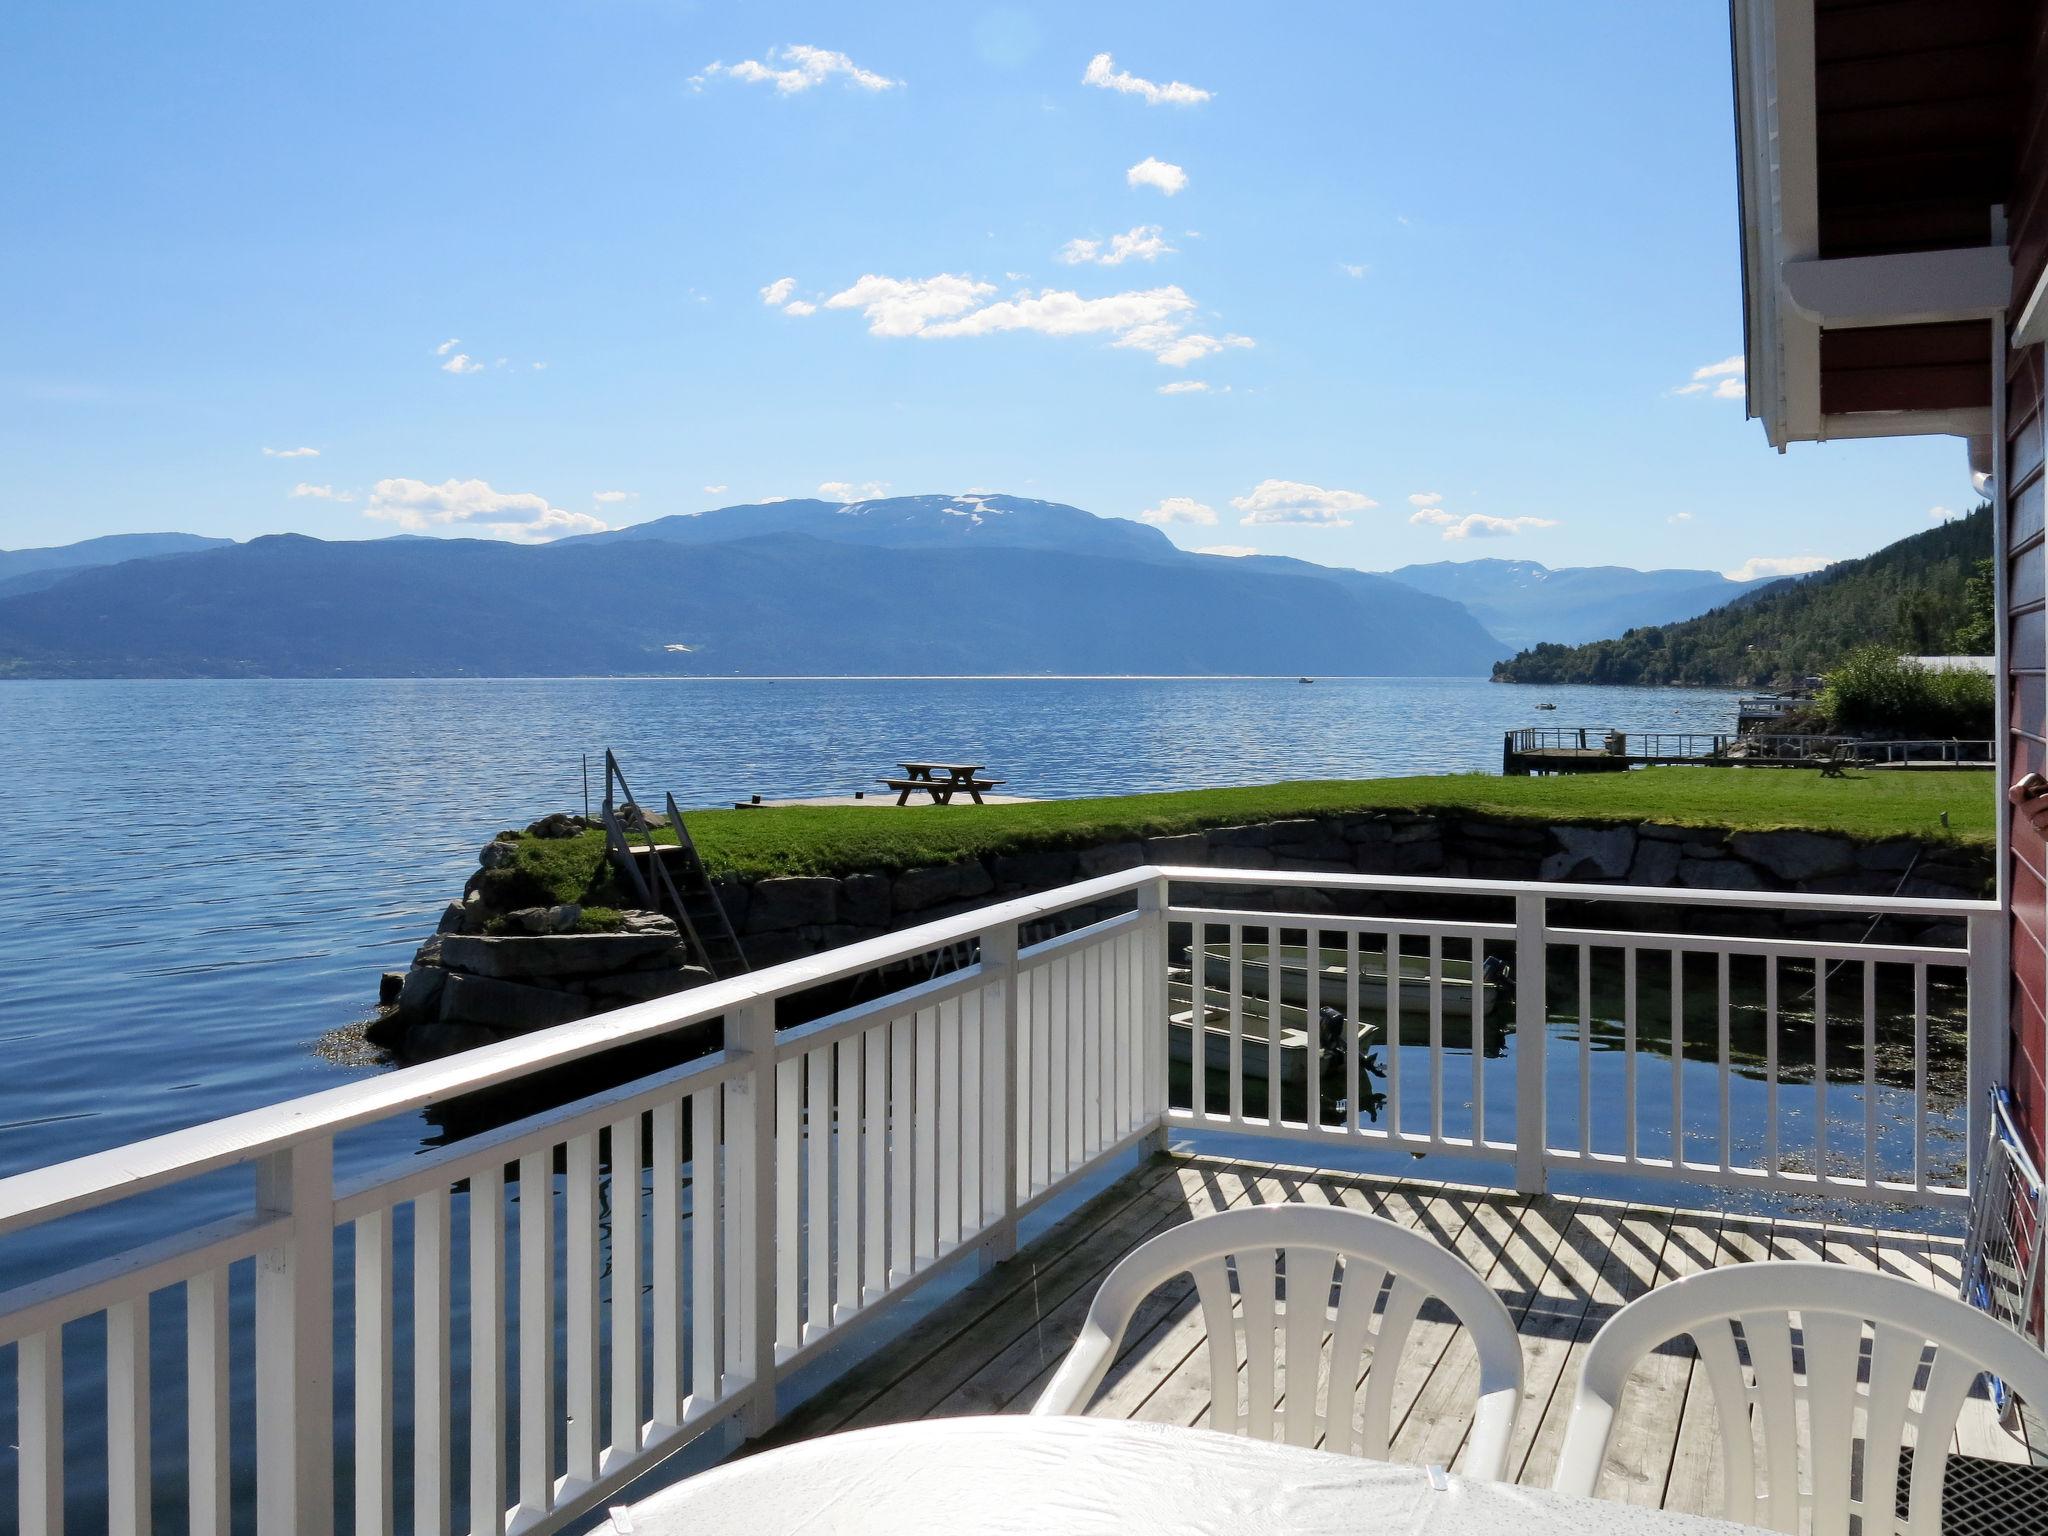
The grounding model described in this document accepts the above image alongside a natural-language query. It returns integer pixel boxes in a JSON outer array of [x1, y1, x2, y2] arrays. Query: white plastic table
[[617, 1416, 1748, 1536]]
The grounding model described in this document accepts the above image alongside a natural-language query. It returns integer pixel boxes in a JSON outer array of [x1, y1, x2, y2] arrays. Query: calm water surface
[[0, 676, 1747, 1181]]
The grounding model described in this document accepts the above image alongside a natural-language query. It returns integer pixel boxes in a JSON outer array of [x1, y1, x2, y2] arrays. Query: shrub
[[1817, 646, 1993, 738]]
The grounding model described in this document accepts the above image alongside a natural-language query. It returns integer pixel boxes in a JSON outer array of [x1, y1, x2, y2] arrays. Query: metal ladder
[[600, 750, 749, 979]]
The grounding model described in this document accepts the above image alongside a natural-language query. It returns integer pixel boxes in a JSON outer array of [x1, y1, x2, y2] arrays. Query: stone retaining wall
[[371, 812, 1991, 1061]]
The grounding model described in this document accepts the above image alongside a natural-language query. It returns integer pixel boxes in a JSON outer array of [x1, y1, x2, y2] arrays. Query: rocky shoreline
[[368, 810, 1992, 1061]]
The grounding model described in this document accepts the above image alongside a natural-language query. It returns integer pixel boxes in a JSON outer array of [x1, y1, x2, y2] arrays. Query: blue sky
[[0, 1, 1977, 578]]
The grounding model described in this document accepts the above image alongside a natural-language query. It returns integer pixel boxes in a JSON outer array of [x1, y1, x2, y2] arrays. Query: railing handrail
[[0, 866, 1160, 1237], [0, 861, 1995, 1236], [1152, 865, 1996, 919]]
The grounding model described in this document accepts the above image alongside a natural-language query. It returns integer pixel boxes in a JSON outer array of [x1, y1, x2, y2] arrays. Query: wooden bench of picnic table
[[877, 776, 1006, 805]]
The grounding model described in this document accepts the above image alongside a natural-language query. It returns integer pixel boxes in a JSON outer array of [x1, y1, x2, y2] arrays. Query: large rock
[[746, 876, 839, 933], [618, 911, 681, 937], [397, 963, 446, 1020], [1729, 831, 1856, 882], [894, 862, 997, 911], [1676, 856, 1767, 891], [439, 932, 686, 979], [1540, 825, 1636, 882], [989, 849, 1082, 889], [581, 966, 712, 1005], [1076, 842, 1143, 877], [1141, 833, 1208, 864], [1626, 837, 1683, 887], [839, 872, 893, 927], [406, 1021, 499, 1059], [438, 973, 590, 1032]]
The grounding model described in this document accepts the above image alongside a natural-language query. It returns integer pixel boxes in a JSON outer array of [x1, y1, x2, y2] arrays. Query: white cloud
[[289, 482, 355, 502], [594, 490, 636, 504], [434, 338, 460, 357], [760, 277, 798, 306], [1725, 554, 1833, 581], [1439, 514, 1557, 541], [362, 477, 607, 543], [264, 445, 319, 458], [824, 273, 997, 336], [1058, 225, 1174, 266], [1157, 380, 1209, 395], [1137, 496, 1217, 526], [816, 272, 1248, 368], [1232, 479, 1376, 527], [1929, 505, 1956, 520], [1668, 511, 1693, 525], [440, 352, 484, 376], [1127, 157, 1188, 195], [1196, 544, 1259, 557], [1672, 355, 1745, 400], [703, 484, 728, 494], [1340, 263, 1368, 279], [782, 299, 817, 316], [819, 479, 890, 502], [1082, 52, 1211, 107], [1407, 491, 1443, 509], [704, 45, 899, 94]]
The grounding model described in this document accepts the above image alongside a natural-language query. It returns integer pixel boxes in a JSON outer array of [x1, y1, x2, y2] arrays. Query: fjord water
[[0, 675, 1748, 1182]]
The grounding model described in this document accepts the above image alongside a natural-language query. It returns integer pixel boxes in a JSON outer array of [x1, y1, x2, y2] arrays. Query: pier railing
[[0, 867, 1999, 1533]]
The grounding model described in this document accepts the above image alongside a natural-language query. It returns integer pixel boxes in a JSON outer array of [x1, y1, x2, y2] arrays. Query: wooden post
[[1513, 895, 1548, 1194], [727, 999, 780, 1438], [980, 921, 1021, 1268], [254, 1138, 335, 1536], [1138, 876, 1172, 1151]]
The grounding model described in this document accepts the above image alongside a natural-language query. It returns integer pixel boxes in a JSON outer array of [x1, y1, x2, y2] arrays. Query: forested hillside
[[1491, 506, 1991, 687]]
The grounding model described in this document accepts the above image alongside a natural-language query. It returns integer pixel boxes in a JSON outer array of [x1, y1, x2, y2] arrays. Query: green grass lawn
[[492, 768, 1993, 904]]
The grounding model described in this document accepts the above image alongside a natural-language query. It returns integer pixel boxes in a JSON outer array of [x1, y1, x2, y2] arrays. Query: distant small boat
[[1298, 677, 1315, 684], [1535, 702, 1558, 710]]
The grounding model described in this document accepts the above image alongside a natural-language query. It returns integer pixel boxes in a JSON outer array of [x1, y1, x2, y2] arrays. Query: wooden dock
[[1503, 727, 1994, 777], [758, 1151, 2033, 1515]]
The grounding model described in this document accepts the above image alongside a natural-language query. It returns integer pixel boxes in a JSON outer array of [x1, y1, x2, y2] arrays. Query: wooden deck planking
[[752, 1153, 2031, 1505]]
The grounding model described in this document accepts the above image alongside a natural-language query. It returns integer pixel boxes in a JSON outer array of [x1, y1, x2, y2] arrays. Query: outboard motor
[[1481, 951, 1514, 994], [1317, 1004, 1348, 1064]]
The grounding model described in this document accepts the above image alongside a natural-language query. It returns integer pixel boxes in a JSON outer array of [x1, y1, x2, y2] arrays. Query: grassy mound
[[485, 769, 1993, 901]]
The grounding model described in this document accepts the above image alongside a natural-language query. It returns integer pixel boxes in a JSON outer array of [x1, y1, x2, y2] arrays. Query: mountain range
[[0, 495, 1799, 678], [1383, 558, 1777, 650]]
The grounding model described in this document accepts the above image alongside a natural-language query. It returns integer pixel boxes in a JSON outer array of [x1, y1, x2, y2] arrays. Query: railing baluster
[[188, 1269, 230, 1536], [1344, 929, 1361, 1139], [650, 1101, 681, 1429], [863, 1022, 889, 1297], [354, 1208, 393, 1536], [1307, 925, 1323, 1129], [1428, 933, 1445, 1144], [607, 1113, 642, 1470], [21, 1327, 63, 1536], [515, 1148, 555, 1522], [939, 1002, 963, 1249], [1513, 895, 1546, 1191], [728, 999, 777, 1437], [469, 1162, 506, 1536], [413, 1193, 451, 1536], [1227, 923, 1244, 1124], [836, 1035, 863, 1318], [1577, 945, 1592, 1157], [1765, 957, 1780, 1178], [1048, 958, 1070, 1179], [915, 1006, 939, 1262], [108, 1295, 150, 1536], [565, 1133, 601, 1486], [890, 1014, 914, 1279], [1385, 929, 1403, 1139], [1623, 948, 1638, 1167], [1815, 963, 1829, 1179], [1914, 964, 1930, 1193], [1863, 961, 1878, 1188], [805, 1045, 832, 1330], [774, 1055, 801, 1348], [1670, 950, 1684, 1169], [1717, 953, 1732, 1175], [1265, 928, 1282, 1111], [688, 1087, 721, 1412], [1469, 937, 1485, 1143]]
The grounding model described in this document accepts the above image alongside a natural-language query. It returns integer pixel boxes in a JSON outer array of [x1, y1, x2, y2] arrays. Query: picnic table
[[878, 761, 1006, 805]]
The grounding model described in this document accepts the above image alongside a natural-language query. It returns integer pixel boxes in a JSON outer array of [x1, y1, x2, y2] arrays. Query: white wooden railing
[[0, 866, 1999, 1533]]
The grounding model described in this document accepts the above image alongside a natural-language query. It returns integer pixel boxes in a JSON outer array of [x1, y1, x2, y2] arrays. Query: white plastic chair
[[1554, 1260, 2048, 1535], [1031, 1203, 1524, 1479]]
